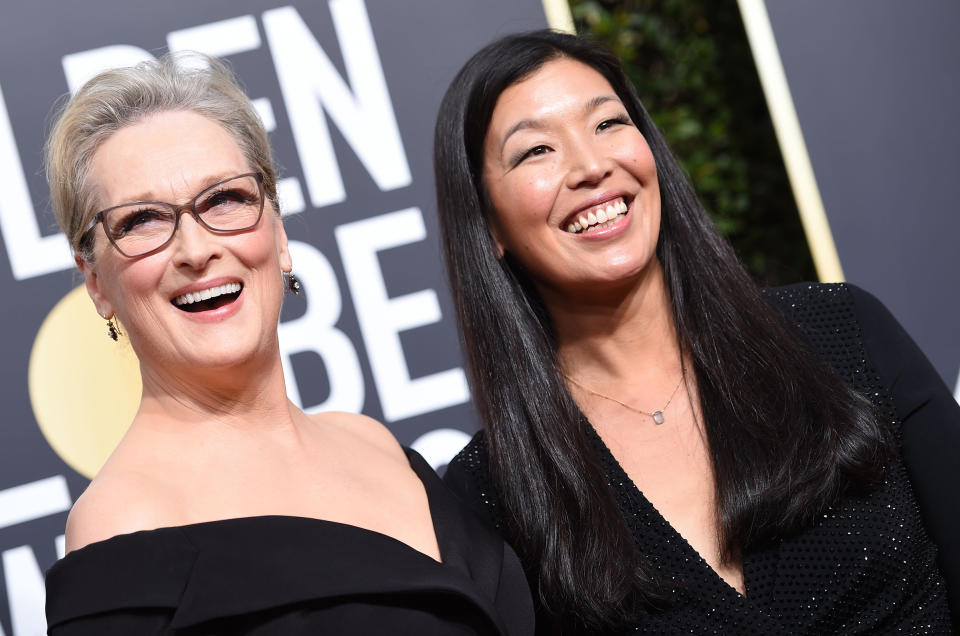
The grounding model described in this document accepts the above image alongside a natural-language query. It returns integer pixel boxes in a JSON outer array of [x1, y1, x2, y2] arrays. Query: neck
[[135, 344, 300, 433], [547, 260, 683, 385]]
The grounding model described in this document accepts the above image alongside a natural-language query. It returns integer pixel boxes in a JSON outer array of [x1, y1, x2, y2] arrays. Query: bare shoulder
[[311, 411, 407, 465], [65, 469, 175, 554]]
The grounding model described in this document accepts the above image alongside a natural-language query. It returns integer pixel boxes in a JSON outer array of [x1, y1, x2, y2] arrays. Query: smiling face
[[482, 57, 661, 300], [80, 109, 291, 377]]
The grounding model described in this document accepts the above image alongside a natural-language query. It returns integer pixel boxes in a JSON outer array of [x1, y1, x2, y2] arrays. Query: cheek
[[236, 227, 282, 267], [616, 143, 656, 182], [116, 258, 164, 296], [246, 231, 288, 303], [495, 172, 559, 224], [634, 142, 658, 182], [108, 263, 167, 330]]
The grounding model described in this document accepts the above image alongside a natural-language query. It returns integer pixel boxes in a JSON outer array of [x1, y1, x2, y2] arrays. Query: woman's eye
[[513, 145, 551, 166], [597, 115, 631, 132], [205, 189, 248, 208], [114, 209, 166, 236], [125, 210, 162, 229]]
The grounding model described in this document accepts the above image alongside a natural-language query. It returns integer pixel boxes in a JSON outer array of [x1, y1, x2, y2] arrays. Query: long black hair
[[434, 30, 889, 632]]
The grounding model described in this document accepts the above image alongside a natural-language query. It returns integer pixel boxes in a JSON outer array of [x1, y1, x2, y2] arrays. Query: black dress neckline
[[46, 448, 532, 635], [584, 423, 750, 592], [54, 446, 448, 565], [582, 422, 794, 631]]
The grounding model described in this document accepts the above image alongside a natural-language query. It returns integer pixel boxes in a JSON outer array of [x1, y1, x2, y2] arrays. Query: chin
[[593, 256, 654, 282], [167, 329, 271, 372]]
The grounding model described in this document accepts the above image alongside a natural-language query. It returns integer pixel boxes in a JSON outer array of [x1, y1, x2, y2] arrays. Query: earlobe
[[274, 219, 292, 273], [488, 224, 505, 260], [75, 254, 114, 319]]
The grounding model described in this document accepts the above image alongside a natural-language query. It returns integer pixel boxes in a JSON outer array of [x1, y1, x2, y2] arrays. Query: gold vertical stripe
[[542, 0, 576, 33], [736, 0, 844, 282]]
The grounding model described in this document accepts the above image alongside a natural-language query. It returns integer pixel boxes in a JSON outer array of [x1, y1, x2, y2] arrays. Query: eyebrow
[[498, 94, 621, 157], [103, 172, 244, 208], [498, 119, 544, 157]]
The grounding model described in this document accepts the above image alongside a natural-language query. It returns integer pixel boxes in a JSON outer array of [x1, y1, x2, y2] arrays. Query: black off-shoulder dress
[[46, 449, 535, 635], [445, 283, 959, 634]]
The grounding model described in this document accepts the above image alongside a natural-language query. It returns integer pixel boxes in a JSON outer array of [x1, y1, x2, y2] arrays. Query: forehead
[[90, 110, 247, 206], [489, 58, 618, 128]]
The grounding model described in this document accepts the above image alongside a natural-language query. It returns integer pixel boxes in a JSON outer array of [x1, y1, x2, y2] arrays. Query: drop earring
[[106, 318, 119, 341], [286, 272, 302, 296]]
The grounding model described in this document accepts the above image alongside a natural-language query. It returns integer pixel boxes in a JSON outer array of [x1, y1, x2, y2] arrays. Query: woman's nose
[[564, 140, 613, 189], [171, 212, 220, 269]]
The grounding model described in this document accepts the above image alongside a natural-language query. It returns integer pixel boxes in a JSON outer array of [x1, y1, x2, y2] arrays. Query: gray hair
[[45, 52, 278, 263]]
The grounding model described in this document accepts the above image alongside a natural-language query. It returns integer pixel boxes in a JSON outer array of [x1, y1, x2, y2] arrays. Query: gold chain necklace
[[563, 366, 685, 424]]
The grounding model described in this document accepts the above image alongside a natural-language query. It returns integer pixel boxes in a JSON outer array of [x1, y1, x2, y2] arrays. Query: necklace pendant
[[652, 410, 665, 424]]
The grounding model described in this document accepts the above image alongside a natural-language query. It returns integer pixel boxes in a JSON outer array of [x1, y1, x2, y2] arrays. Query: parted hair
[[434, 30, 889, 632], [45, 52, 278, 262]]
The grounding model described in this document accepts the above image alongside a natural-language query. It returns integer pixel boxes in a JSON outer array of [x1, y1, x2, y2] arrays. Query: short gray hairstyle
[[45, 52, 279, 263]]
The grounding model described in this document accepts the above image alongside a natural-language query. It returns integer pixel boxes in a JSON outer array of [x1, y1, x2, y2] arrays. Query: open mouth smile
[[173, 282, 243, 313], [564, 197, 629, 234]]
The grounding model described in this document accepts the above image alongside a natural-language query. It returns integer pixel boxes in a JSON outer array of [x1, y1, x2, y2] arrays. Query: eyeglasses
[[85, 172, 266, 258]]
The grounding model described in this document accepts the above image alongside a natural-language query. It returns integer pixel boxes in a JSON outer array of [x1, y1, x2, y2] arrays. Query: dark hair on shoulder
[[434, 29, 889, 632]]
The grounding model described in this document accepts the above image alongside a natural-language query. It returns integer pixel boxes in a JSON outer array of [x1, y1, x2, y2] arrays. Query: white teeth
[[565, 198, 630, 233], [174, 282, 242, 306]]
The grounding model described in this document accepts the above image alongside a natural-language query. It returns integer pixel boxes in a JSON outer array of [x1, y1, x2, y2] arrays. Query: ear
[[75, 254, 114, 319], [487, 220, 505, 260], [273, 217, 292, 273], [478, 177, 505, 259]]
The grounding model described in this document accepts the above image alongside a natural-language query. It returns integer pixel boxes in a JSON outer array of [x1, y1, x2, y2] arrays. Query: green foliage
[[570, 0, 816, 284]]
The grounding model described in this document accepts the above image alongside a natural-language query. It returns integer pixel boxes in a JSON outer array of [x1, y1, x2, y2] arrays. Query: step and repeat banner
[[0, 1, 552, 632], [2, 0, 956, 632], [739, 0, 960, 395]]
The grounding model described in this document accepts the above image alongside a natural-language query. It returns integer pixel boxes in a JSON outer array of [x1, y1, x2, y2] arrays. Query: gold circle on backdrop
[[29, 285, 142, 479]]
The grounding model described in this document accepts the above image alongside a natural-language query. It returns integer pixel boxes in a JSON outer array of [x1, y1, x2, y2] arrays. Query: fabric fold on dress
[[46, 448, 534, 635]]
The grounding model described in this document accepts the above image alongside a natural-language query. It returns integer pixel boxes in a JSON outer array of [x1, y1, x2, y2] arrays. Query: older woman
[[43, 54, 532, 635], [435, 30, 958, 633]]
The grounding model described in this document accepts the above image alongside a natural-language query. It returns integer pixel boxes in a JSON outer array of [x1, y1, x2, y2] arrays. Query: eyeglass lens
[[103, 174, 263, 256]]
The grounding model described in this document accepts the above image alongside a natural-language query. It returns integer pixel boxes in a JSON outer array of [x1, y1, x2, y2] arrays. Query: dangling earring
[[106, 318, 119, 341], [286, 272, 302, 296]]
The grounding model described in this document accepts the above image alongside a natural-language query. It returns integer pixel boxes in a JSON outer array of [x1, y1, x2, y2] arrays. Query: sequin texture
[[446, 283, 953, 634]]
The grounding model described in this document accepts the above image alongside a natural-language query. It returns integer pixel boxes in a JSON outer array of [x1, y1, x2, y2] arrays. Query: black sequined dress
[[445, 284, 959, 634]]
